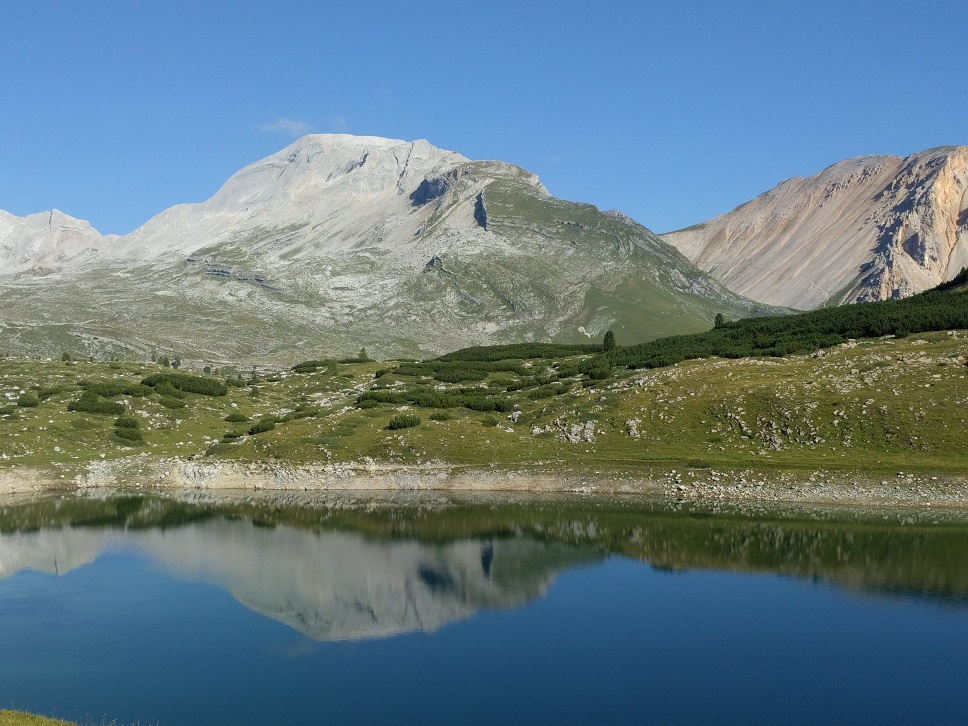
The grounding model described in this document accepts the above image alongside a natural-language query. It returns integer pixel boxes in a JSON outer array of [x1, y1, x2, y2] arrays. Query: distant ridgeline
[[428, 267, 968, 379]]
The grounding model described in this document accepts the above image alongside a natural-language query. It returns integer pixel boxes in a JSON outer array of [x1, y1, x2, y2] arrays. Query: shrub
[[224, 412, 249, 423], [339, 347, 373, 364], [81, 381, 152, 398], [158, 396, 186, 409], [114, 427, 144, 443], [432, 367, 488, 383], [248, 417, 277, 435], [528, 384, 569, 400], [17, 393, 40, 408], [155, 382, 186, 399], [481, 415, 499, 427], [489, 377, 515, 389], [461, 396, 514, 413], [357, 387, 514, 413], [429, 411, 452, 421], [142, 373, 228, 397], [223, 430, 245, 440], [358, 398, 380, 409], [114, 415, 140, 429], [438, 343, 602, 362], [583, 366, 611, 381], [225, 377, 246, 388], [68, 395, 125, 415], [293, 359, 339, 374], [387, 414, 420, 430]]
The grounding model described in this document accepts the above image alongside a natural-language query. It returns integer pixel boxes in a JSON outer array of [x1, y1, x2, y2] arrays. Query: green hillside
[[0, 278, 966, 485]]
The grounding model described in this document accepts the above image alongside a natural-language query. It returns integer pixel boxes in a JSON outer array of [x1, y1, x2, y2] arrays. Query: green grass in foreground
[[0, 711, 74, 726], [1, 328, 967, 478]]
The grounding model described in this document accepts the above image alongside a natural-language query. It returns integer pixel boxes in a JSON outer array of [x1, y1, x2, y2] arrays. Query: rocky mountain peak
[[0, 208, 109, 275], [0, 133, 766, 362], [663, 145, 968, 309]]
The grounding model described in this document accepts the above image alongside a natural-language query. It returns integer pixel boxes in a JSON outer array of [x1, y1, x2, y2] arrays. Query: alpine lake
[[2, 489, 968, 725]]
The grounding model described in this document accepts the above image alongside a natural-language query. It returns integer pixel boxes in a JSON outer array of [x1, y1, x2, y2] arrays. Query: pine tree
[[603, 330, 617, 351]]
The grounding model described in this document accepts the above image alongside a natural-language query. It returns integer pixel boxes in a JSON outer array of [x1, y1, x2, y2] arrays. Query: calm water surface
[[2, 492, 968, 725]]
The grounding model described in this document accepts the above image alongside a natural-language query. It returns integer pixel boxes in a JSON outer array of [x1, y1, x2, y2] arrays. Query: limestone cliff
[[662, 146, 968, 309]]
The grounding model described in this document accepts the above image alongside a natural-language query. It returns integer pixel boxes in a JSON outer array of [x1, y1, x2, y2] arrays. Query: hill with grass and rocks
[[0, 135, 777, 365], [2, 279, 966, 504]]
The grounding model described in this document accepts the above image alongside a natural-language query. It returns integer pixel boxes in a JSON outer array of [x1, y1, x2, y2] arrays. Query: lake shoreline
[[2, 456, 968, 511]]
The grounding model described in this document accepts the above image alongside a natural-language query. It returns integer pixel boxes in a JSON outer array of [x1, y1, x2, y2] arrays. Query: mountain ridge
[[0, 134, 772, 363], [662, 145, 968, 309]]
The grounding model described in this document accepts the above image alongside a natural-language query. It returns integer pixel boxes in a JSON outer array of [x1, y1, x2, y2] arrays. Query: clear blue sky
[[1, 0, 965, 236]]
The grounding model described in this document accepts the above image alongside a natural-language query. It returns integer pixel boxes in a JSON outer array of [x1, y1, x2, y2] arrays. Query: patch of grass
[[686, 458, 712, 469], [69, 418, 99, 430], [0, 710, 76, 725], [3, 328, 968, 476]]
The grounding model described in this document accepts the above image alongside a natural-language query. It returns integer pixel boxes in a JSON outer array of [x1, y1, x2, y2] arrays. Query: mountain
[[661, 146, 968, 309], [0, 208, 111, 275], [0, 135, 776, 364]]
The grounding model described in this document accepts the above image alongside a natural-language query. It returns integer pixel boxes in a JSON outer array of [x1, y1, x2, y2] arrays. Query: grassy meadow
[[0, 329, 965, 481]]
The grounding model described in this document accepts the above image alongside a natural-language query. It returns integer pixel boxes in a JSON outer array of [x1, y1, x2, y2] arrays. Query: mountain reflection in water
[[2, 492, 968, 642], [0, 518, 598, 641]]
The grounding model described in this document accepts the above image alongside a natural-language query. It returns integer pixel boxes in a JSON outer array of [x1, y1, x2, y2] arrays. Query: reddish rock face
[[663, 146, 968, 310]]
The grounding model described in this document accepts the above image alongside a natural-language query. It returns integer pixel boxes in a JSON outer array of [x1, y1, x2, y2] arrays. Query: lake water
[[2, 492, 968, 725]]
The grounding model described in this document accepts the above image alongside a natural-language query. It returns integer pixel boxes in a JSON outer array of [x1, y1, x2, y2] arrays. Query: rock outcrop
[[662, 146, 968, 309]]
